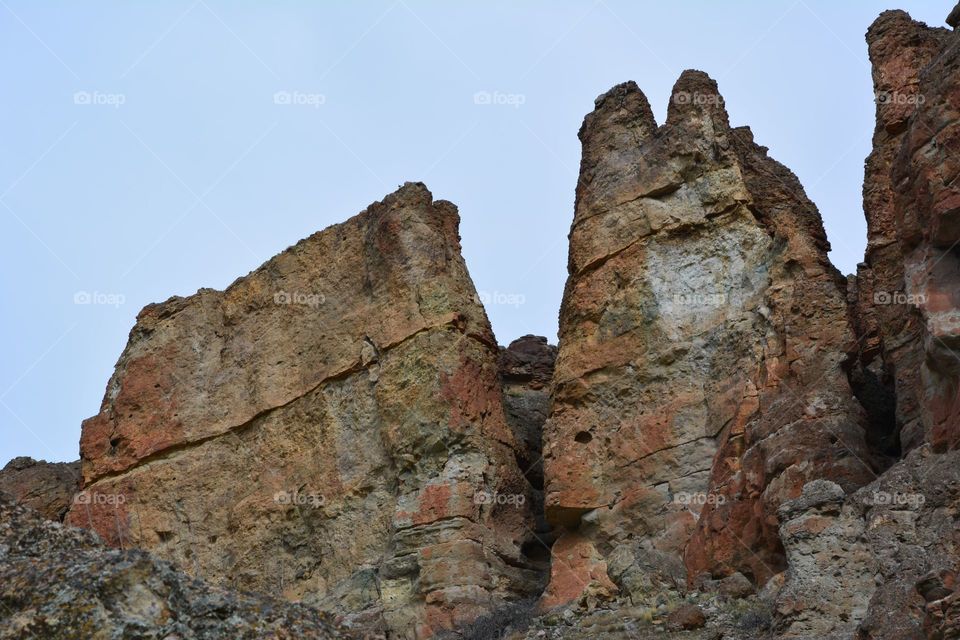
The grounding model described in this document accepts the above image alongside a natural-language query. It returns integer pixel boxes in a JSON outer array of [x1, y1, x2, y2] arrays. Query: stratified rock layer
[[542, 71, 879, 604], [0, 456, 79, 522], [65, 183, 543, 639], [0, 492, 347, 639]]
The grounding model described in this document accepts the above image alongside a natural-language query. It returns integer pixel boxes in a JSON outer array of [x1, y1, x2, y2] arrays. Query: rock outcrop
[[3, 5, 959, 640], [772, 447, 960, 639], [499, 335, 557, 496], [850, 9, 954, 456], [541, 69, 879, 606], [0, 491, 346, 639], [65, 183, 544, 639], [0, 456, 79, 522], [771, 7, 960, 638]]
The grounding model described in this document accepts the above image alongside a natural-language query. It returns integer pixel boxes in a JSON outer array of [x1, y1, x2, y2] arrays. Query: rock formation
[[64, 183, 544, 639], [0, 491, 346, 639], [542, 68, 879, 608], [850, 10, 953, 456], [2, 4, 959, 640], [0, 456, 79, 522], [771, 8, 960, 638]]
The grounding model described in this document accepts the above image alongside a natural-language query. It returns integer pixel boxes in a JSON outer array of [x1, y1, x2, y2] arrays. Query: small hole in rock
[[574, 431, 593, 444]]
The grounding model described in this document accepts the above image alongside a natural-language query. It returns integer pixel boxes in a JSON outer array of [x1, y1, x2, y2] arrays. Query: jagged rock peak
[[666, 68, 731, 129]]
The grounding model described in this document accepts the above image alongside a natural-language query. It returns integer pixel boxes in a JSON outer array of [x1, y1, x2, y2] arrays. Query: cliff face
[[851, 10, 953, 455], [542, 70, 878, 606], [773, 9, 960, 638], [64, 183, 544, 639], [4, 5, 960, 640]]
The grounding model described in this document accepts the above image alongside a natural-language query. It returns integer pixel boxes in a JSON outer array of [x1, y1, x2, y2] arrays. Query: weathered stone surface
[[0, 456, 79, 522], [665, 603, 706, 631], [538, 532, 617, 612], [0, 491, 347, 639], [767, 8, 960, 637], [65, 183, 544, 639], [499, 335, 557, 584], [851, 9, 952, 455], [6, 5, 960, 639], [542, 69, 878, 604], [499, 335, 557, 494], [887, 8, 960, 454], [772, 480, 874, 639], [773, 447, 960, 639]]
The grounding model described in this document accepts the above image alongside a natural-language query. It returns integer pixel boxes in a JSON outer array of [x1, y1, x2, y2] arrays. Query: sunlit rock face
[[66, 183, 545, 639], [542, 70, 879, 605]]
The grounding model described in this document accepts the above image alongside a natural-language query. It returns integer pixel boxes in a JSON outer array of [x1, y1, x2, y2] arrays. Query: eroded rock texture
[[542, 70, 879, 607], [851, 9, 954, 456], [0, 491, 346, 639], [65, 183, 543, 639], [773, 447, 960, 639], [772, 7, 960, 638], [499, 335, 557, 495], [0, 456, 79, 522]]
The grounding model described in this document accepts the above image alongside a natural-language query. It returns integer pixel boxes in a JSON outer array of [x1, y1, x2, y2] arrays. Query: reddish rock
[[538, 531, 617, 611], [65, 183, 544, 638], [0, 457, 79, 522], [851, 10, 953, 456], [543, 70, 878, 598], [666, 603, 706, 631]]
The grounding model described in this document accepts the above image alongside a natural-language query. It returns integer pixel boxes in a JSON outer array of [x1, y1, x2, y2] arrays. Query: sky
[[0, 0, 951, 465]]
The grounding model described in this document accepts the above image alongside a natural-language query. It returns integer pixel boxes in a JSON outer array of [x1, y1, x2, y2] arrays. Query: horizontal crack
[[84, 315, 487, 488]]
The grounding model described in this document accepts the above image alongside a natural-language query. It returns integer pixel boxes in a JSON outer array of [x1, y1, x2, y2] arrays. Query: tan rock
[[65, 183, 543, 639], [543, 70, 878, 601]]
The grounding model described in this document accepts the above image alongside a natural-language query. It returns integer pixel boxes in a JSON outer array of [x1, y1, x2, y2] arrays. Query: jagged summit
[[2, 4, 959, 639]]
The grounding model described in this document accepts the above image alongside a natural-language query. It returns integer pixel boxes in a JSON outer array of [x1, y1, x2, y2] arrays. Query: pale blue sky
[[0, 1, 950, 464]]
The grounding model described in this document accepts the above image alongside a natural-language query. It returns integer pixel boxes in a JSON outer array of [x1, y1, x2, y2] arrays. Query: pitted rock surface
[[65, 183, 544, 639], [542, 69, 878, 605]]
